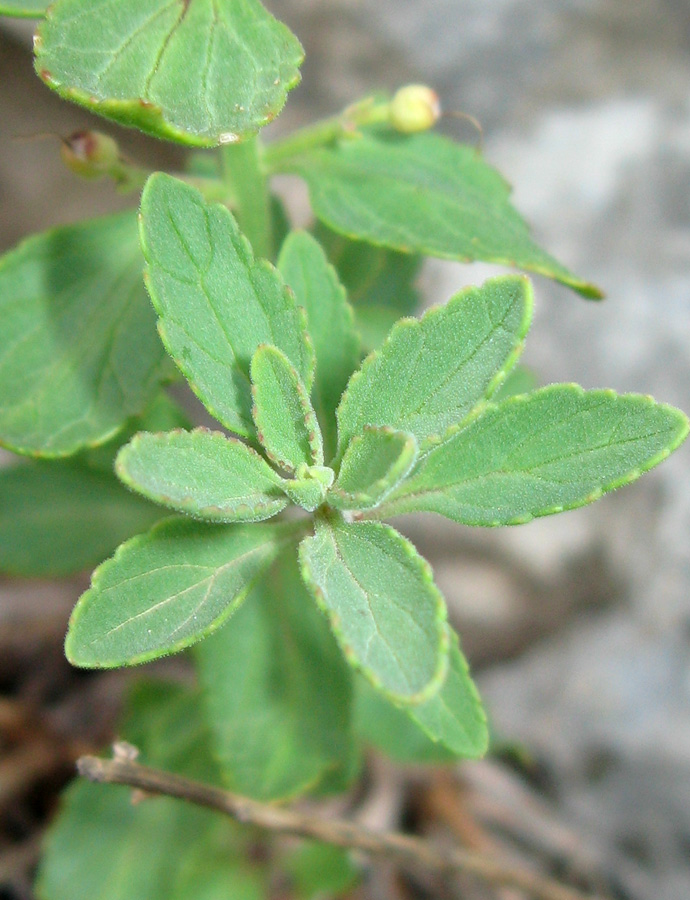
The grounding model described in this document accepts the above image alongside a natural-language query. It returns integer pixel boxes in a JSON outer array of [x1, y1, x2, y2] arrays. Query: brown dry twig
[[77, 751, 606, 900]]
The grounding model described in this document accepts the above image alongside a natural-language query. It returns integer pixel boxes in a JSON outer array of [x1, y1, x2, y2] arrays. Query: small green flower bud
[[60, 130, 120, 179], [390, 85, 441, 134]]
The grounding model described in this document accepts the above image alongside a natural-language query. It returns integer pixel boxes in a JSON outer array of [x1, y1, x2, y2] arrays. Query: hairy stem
[[221, 137, 272, 259], [264, 97, 391, 172], [78, 752, 603, 900]]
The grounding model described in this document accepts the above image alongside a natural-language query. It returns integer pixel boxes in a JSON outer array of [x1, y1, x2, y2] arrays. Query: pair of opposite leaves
[[65, 172, 688, 713]]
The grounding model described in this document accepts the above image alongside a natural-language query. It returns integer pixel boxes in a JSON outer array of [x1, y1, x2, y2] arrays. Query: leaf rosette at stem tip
[[33, 0, 304, 146]]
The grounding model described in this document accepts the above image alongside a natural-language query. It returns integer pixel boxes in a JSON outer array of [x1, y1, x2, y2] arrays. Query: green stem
[[264, 97, 391, 173], [221, 137, 273, 260]]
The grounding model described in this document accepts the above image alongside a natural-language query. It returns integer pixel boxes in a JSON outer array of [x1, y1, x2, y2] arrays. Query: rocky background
[[2, 2, 690, 898]]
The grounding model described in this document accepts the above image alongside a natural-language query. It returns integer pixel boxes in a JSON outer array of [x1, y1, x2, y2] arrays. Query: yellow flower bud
[[390, 85, 441, 134], [60, 130, 120, 179]]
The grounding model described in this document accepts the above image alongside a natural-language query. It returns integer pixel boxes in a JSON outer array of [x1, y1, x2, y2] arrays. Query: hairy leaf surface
[[299, 516, 448, 705], [278, 231, 360, 459], [251, 345, 323, 472], [66, 518, 300, 667], [0, 211, 167, 457], [116, 428, 287, 522], [329, 426, 417, 510], [269, 128, 601, 298], [382, 386, 690, 525], [35, 682, 265, 900], [196, 547, 354, 801], [336, 276, 532, 455], [0, 461, 161, 576], [140, 174, 314, 437], [34, 0, 303, 145]]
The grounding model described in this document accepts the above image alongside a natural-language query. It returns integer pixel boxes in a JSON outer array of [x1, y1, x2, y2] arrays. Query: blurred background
[[2, 1, 690, 898]]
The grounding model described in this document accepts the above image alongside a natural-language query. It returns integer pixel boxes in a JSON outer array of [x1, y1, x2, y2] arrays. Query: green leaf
[[355, 683, 458, 764], [315, 223, 421, 352], [278, 231, 360, 459], [407, 628, 488, 757], [282, 465, 334, 513], [0, 211, 167, 457], [0, 0, 47, 16], [355, 629, 488, 762], [66, 517, 300, 667], [329, 426, 417, 511], [35, 681, 265, 900], [286, 843, 360, 900], [0, 460, 162, 577], [34, 0, 303, 146], [299, 515, 449, 705], [271, 129, 601, 298], [251, 344, 323, 471], [140, 174, 314, 438], [116, 428, 288, 522], [336, 276, 532, 456], [381, 385, 690, 525], [196, 545, 354, 801]]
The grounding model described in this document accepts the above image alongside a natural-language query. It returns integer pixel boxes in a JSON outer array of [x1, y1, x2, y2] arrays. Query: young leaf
[[278, 231, 360, 459], [139, 174, 314, 438], [116, 428, 288, 522], [196, 545, 354, 801], [336, 276, 532, 456], [36, 682, 266, 900], [251, 344, 323, 472], [66, 517, 301, 667], [34, 0, 304, 146], [314, 223, 421, 352], [268, 128, 601, 298], [0, 211, 167, 457], [282, 465, 334, 513], [0, 0, 47, 16], [381, 385, 690, 525], [0, 460, 162, 577], [299, 515, 449, 705], [329, 426, 417, 511]]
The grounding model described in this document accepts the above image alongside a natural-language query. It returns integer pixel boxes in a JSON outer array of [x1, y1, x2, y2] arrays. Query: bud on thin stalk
[[390, 85, 442, 134]]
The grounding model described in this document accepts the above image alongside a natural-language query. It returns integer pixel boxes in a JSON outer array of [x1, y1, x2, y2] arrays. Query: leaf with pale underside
[[380, 385, 690, 526], [0, 210, 168, 457], [268, 128, 601, 299], [34, 0, 303, 146], [116, 428, 287, 522], [35, 682, 266, 900], [299, 516, 448, 705], [251, 345, 323, 472], [278, 231, 360, 460], [336, 276, 532, 456], [66, 517, 300, 668], [196, 546, 354, 801], [0, 0, 47, 16], [0, 460, 162, 577], [140, 174, 314, 438], [314, 223, 421, 352], [329, 426, 417, 511]]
